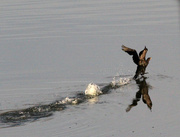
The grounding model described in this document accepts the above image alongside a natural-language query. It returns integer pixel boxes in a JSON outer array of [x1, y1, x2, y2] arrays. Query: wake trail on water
[[0, 76, 132, 128]]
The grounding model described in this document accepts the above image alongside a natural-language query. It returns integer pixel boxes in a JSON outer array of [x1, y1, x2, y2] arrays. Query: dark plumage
[[122, 45, 151, 79]]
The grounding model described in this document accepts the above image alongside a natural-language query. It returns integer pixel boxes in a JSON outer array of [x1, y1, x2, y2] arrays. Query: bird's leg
[[133, 66, 141, 79]]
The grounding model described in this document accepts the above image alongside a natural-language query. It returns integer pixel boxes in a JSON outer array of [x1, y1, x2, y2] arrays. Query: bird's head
[[144, 46, 148, 51]]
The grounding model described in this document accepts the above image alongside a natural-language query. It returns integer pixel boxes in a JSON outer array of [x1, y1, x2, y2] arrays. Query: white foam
[[85, 83, 103, 96], [111, 77, 131, 87], [56, 97, 80, 105]]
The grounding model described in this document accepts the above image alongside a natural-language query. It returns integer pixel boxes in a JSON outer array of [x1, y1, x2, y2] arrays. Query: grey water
[[0, 0, 180, 136]]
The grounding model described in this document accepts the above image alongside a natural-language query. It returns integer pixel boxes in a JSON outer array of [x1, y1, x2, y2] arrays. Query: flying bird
[[122, 45, 151, 79]]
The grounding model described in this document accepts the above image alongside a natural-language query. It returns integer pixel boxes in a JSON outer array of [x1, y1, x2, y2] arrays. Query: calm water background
[[0, 0, 180, 136]]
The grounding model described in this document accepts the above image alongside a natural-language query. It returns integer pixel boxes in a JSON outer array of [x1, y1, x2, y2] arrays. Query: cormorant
[[122, 45, 151, 79]]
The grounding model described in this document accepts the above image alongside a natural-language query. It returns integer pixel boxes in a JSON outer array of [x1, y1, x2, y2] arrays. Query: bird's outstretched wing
[[122, 45, 139, 65], [139, 46, 148, 60]]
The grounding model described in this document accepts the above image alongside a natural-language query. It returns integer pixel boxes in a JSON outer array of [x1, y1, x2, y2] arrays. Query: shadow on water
[[126, 77, 152, 112]]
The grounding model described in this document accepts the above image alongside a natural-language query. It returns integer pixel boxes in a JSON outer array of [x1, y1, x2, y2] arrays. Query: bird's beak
[[144, 46, 148, 50]]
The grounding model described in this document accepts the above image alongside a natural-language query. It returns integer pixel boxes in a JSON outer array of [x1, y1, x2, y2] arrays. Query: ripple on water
[[0, 76, 131, 128]]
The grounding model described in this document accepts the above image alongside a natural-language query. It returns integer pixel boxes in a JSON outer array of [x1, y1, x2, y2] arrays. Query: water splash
[[111, 77, 131, 87], [0, 76, 131, 128], [85, 83, 103, 96], [58, 97, 84, 105]]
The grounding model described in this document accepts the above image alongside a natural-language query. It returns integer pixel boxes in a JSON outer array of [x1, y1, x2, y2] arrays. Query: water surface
[[0, 0, 180, 136]]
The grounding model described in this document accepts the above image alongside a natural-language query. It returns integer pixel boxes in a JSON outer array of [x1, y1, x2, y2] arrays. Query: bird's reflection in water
[[126, 77, 152, 112]]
